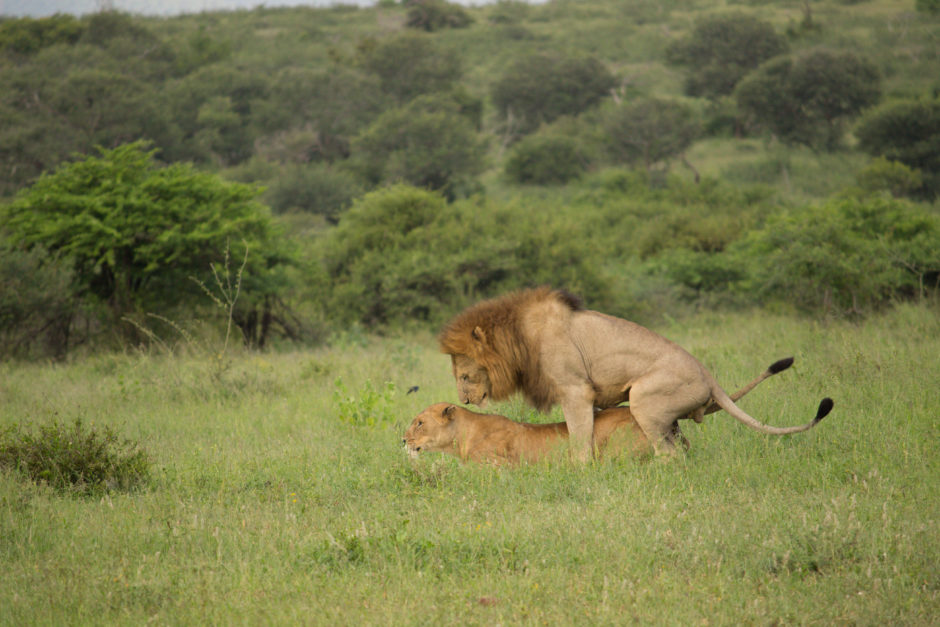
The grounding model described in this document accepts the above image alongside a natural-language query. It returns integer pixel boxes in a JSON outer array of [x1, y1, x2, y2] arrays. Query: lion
[[404, 356, 795, 464], [439, 287, 833, 461]]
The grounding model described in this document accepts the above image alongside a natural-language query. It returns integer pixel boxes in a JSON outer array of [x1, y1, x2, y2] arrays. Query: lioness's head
[[451, 353, 492, 407], [402, 403, 460, 458]]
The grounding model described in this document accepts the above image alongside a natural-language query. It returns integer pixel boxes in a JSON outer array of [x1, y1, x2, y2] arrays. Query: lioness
[[439, 287, 833, 461], [405, 356, 794, 464]]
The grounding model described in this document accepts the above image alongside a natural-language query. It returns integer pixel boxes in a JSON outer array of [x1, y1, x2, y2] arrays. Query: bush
[[729, 195, 940, 314], [505, 134, 587, 184], [855, 157, 923, 198], [0, 418, 150, 496], [356, 32, 461, 104], [404, 0, 474, 31], [0, 244, 76, 360]]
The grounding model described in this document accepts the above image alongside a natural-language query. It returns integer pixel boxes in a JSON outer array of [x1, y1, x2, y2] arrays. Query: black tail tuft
[[813, 398, 834, 423], [768, 357, 795, 374]]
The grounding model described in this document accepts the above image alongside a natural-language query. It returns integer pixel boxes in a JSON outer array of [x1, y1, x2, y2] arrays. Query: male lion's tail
[[709, 374, 833, 435]]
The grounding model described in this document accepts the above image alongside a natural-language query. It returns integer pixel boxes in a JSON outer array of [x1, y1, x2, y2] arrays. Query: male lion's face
[[402, 403, 458, 458], [451, 354, 491, 407]]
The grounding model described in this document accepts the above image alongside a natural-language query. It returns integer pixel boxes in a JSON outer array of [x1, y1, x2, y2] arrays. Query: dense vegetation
[[1, 0, 939, 359]]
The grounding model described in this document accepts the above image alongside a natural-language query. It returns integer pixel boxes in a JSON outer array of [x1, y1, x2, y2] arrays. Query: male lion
[[405, 356, 794, 464], [439, 287, 833, 461]]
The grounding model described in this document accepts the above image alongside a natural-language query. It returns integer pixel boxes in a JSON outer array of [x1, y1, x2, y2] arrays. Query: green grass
[[1, 304, 938, 624]]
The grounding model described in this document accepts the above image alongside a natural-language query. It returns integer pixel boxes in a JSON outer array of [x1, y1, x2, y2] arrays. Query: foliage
[[350, 94, 487, 198], [855, 97, 940, 199], [263, 162, 363, 223], [727, 195, 940, 314], [333, 378, 399, 427], [254, 65, 382, 163], [600, 97, 700, 175], [736, 49, 881, 150], [356, 31, 462, 104], [666, 13, 789, 100], [0, 244, 75, 360], [404, 0, 474, 31], [1, 142, 289, 344], [0, 418, 149, 496], [504, 133, 588, 185], [916, 0, 940, 14], [855, 157, 923, 198], [491, 50, 615, 137], [0, 14, 85, 55], [319, 185, 610, 326]]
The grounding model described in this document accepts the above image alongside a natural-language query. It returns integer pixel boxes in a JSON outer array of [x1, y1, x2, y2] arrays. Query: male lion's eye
[[461, 374, 469, 382]]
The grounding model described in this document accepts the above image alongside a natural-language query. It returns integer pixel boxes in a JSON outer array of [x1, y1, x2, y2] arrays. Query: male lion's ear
[[471, 326, 487, 344]]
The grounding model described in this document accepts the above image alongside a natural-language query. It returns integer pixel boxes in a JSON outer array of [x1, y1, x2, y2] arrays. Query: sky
[[1, 0, 519, 18]]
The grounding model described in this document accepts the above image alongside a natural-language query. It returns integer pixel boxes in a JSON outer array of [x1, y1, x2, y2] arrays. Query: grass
[[1, 303, 938, 623]]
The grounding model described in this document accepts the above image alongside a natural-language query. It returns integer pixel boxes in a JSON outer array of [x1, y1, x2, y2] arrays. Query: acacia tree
[[856, 98, 940, 199], [666, 13, 788, 100], [736, 49, 881, 150], [602, 98, 700, 178], [1, 142, 291, 347], [491, 51, 615, 137]]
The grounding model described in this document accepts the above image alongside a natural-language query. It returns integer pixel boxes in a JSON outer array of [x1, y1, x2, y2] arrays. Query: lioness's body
[[440, 287, 832, 461], [403, 403, 649, 465]]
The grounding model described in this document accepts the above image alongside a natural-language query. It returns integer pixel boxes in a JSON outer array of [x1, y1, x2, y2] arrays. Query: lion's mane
[[438, 287, 582, 412]]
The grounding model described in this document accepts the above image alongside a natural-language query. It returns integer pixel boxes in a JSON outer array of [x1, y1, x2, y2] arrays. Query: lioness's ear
[[441, 405, 457, 421], [471, 326, 486, 344]]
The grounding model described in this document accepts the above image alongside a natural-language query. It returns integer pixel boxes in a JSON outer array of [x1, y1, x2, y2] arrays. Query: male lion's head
[[402, 403, 459, 458]]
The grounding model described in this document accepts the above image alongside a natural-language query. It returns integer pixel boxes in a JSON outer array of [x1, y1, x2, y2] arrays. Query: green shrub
[[0, 418, 150, 496], [404, 0, 474, 31], [505, 134, 587, 184], [730, 195, 940, 314], [264, 162, 363, 223], [0, 244, 76, 360], [855, 157, 923, 198]]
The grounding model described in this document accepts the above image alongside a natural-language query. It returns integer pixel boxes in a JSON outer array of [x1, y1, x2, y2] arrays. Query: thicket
[[0, 1, 938, 358]]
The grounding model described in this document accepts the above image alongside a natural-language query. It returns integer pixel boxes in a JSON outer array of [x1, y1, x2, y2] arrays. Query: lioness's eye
[[416, 421, 423, 428], [461, 374, 469, 381]]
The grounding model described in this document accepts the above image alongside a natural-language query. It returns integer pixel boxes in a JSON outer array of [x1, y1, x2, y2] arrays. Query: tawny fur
[[402, 403, 651, 465], [440, 287, 832, 460]]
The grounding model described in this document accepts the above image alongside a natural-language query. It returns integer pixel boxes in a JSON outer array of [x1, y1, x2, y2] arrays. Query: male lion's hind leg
[[629, 385, 708, 457]]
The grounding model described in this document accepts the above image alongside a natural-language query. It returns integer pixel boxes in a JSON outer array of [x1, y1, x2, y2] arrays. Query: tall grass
[[1, 305, 938, 624]]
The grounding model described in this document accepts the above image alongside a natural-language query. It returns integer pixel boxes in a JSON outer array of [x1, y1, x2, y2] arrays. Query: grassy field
[[1, 304, 938, 624]]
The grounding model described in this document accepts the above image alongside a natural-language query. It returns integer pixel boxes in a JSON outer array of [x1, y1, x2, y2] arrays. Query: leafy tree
[[736, 49, 881, 150], [666, 13, 788, 100], [1, 142, 289, 345], [264, 162, 364, 224], [404, 0, 474, 31], [0, 14, 84, 55], [505, 134, 587, 185], [254, 65, 383, 162], [491, 51, 615, 137], [351, 94, 486, 198], [356, 32, 462, 104], [856, 98, 940, 198], [168, 65, 269, 165], [601, 97, 700, 176], [0, 46, 179, 195], [855, 157, 923, 199]]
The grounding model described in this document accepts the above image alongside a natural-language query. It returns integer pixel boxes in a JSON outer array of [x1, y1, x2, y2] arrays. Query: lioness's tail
[[710, 373, 833, 435]]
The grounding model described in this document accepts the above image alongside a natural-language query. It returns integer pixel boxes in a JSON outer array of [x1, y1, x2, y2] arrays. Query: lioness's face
[[451, 354, 491, 407], [402, 403, 458, 458]]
